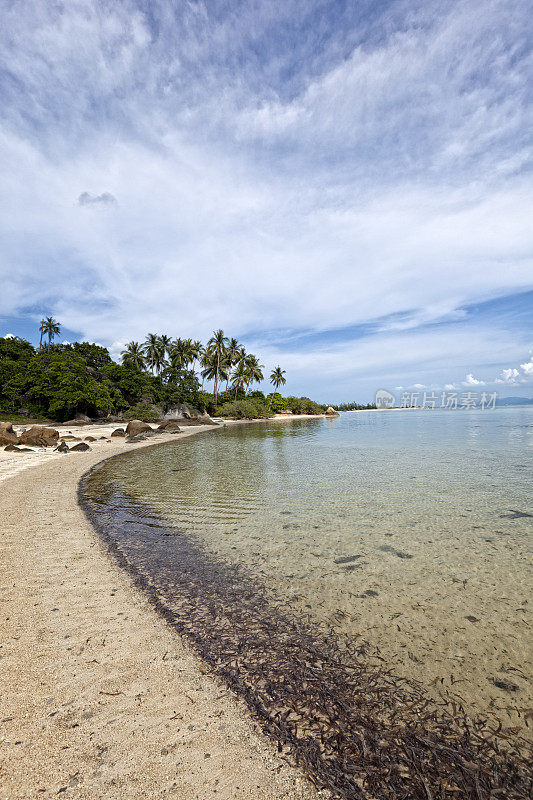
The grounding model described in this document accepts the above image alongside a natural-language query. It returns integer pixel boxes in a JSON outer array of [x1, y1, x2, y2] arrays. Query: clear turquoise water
[[84, 407, 532, 720]]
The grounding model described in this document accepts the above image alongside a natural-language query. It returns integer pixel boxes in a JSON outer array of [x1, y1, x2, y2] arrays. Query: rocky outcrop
[[19, 426, 59, 447], [125, 420, 153, 437], [70, 442, 91, 451], [163, 404, 191, 420], [325, 407, 340, 417], [111, 428, 126, 437], [126, 430, 158, 443], [157, 420, 181, 433], [0, 422, 18, 446]]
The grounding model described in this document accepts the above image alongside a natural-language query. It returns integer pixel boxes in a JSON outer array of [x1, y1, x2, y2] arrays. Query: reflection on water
[[83, 408, 532, 723]]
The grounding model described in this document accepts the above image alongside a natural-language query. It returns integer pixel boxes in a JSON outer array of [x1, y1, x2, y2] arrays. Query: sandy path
[[0, 429, 319, 800]]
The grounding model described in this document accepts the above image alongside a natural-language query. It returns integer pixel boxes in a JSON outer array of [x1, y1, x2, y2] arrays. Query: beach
[[0, 421, 321, 800]]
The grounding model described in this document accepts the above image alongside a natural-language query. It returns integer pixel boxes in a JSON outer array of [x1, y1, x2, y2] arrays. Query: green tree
[[143, 333, 166, 375], [40, 316, 61, 348], [270, 366, 286, 390], [244, 354, 264, 390], [206, 329, 228, 404], [121, 341, 146, 371]]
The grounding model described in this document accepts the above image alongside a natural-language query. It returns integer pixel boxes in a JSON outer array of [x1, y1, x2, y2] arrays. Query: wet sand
[[0, 424, 321, 800]]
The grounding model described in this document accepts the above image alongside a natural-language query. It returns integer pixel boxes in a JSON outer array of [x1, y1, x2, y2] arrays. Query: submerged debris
[[81, 475, 532, 800]]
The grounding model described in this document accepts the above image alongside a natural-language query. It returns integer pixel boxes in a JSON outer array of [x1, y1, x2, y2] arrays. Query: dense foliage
[[334, 401, 377, 411], [0, 328, 350, 422]]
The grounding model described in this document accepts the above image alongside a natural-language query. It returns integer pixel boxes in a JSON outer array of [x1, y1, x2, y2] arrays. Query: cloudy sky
[[1, 0, 532, 401]]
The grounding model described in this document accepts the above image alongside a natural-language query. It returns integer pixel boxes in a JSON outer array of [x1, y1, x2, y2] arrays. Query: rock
[[84, 436, 96, 442], [163, 404, 191, 420], [125, 420, 153, 437], [0, 422, 18, 446], [70, 442, 91, 451], [19, 426, 59, 447], [60, 435, 81, 441], [75, 413, 92, 423], [111, 428, 126, 437], [157, 420, 182, 433], [126, 430, 158, 443], [54, 441, 70, 453], [325, 406, 340, 416], [4, 444, 22, 452], [105, 414, 124, 422]]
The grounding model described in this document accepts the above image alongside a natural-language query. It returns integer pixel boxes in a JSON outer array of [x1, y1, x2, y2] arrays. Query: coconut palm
[[143, 333, 166, 375], [158, 334, 172, 358], [121, 341, 146, 370], [201, 350, 218, 392], [40, 317, 61, 348], [245, 354, 264, 389], [270, 366, 286, 390], [231, 358, 248, 398], [225, 337, 241, 390], [207, 329, 228, 403], [168, 338, 187, 369], [190, 340, 203, 373]]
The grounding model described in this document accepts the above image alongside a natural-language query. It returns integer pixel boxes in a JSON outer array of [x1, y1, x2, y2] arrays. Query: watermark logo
[[375, 389, 498, 410], [375, 389, 395, 409]]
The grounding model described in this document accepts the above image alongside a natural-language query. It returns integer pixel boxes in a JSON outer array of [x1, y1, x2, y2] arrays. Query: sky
[[1, 0, 532, 402]]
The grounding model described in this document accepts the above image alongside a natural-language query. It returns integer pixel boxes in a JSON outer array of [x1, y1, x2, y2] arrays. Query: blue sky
[[0, 0, 532, 402]]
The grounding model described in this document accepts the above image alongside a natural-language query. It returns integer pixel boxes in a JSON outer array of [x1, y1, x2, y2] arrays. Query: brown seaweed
[[80, 471, 532, 800]]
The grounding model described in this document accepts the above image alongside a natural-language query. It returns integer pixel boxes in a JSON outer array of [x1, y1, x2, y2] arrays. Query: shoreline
[[0, 418, 322, 800]]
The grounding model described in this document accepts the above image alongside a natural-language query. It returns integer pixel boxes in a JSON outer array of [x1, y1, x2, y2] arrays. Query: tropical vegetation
[[0, 325, 329, 422]]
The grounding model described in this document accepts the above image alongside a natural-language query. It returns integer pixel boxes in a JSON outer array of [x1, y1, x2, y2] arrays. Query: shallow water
[[83, 408, 532, 724]]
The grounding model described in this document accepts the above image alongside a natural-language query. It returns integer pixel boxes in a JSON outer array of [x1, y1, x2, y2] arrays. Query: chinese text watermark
[[375, 389, 498, 410]]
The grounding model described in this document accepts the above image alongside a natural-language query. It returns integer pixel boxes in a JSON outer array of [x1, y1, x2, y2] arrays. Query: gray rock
[[163, 404, 191, 420]]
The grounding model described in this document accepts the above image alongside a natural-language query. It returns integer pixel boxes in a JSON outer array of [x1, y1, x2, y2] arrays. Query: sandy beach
[[0, 421, 321, 800]]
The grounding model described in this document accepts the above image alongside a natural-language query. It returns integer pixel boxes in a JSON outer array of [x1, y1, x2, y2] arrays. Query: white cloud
[[520, 356, 533, 375], [463, 373, 486, 386]]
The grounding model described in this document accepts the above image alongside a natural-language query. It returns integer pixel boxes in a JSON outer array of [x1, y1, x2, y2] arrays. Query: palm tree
[[41, 316, 61, 348], [39, 318, 46, 349], [143, 333, 166, 375], [168, 338, 187, 369], [231, 358, 248, 398], [121, 341, 146, 370], [158, 334, 172, 359], [201, 351, 218, 393], [270, 366, 286, 390], [207, 329, 228, 404], [190, 340, 203, 373], [225, 337, 241, 390], [245, 354, 264, 389]]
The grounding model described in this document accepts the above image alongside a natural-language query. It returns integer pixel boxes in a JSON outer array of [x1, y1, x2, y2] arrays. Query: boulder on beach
[[111, 428, 126, 437], [325, 406, 340, 417], [163, 403, 191, 420], [84, 436, 97, 442], [157, 420, 181, 433], [0, 422, 18, 446], [55, 441, 70, 453], [126, 430, 158, 443], [70, 442, 91, 451], [19, 425, 59, 447], [5, 443, 22, 452], [125, 419, 153, 437]]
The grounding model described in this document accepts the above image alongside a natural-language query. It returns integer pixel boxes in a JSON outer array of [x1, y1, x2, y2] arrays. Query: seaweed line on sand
[[79, 468, 532, 800]]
